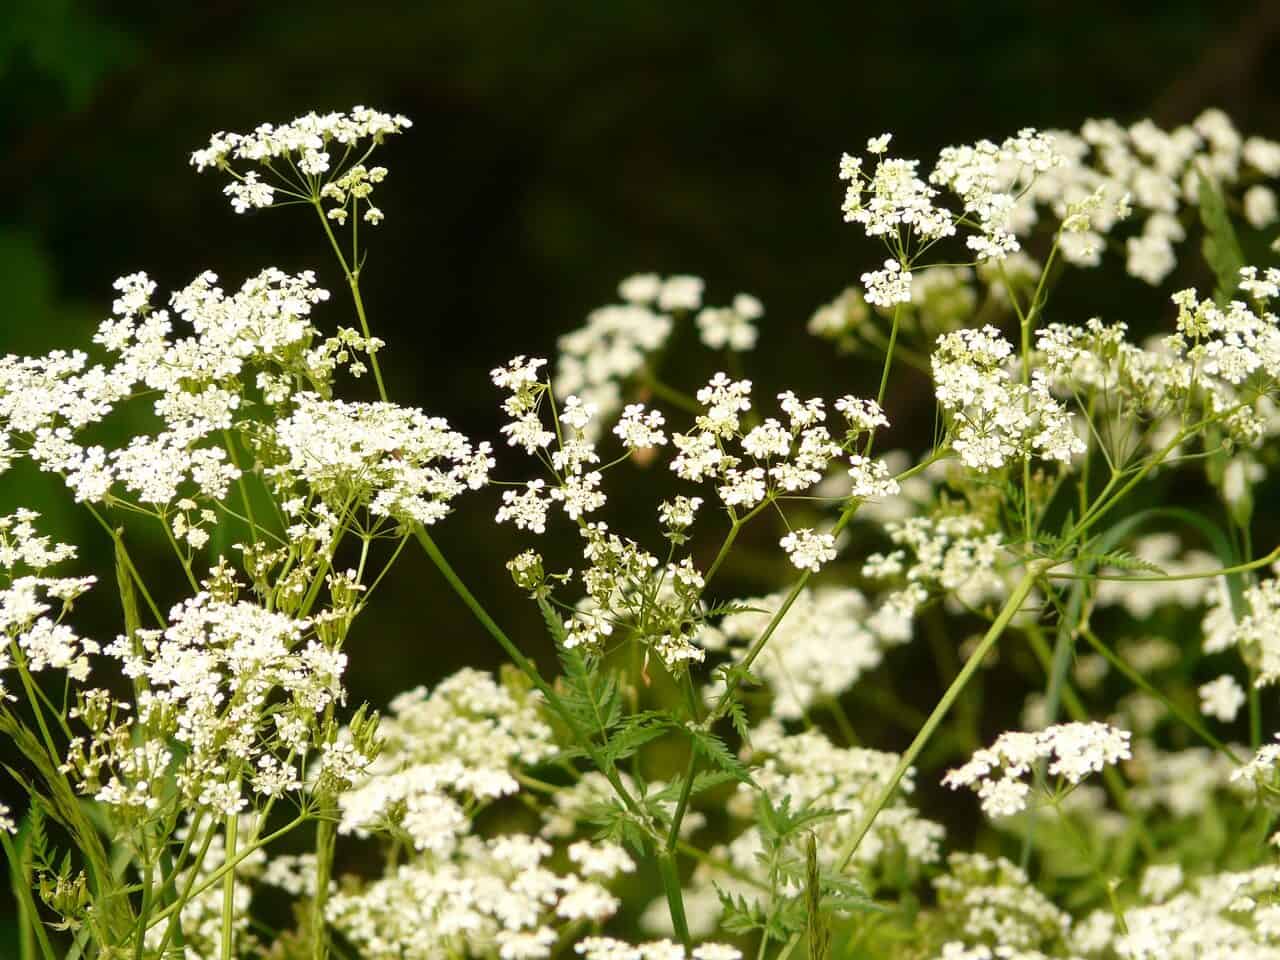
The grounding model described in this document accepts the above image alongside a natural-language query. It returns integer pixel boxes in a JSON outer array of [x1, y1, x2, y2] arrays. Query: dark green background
[[2, 0, 1278, 947]]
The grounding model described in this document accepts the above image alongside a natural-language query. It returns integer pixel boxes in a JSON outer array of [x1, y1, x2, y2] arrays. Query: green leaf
[[727, 698, 752, 748], [600, 713, 671, 764], [687, 726, 755, 786], [1082, 549, 1166, 575], [1197, 168, 1245, 306]]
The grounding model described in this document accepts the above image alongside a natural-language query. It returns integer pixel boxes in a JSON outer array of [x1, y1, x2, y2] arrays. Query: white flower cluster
[[328, 832, 634, 960], [268, 392, 492, 528], [930, 128, 1061, 262], [932, 853, 1072, 957], [1199, 674, 1246, 723], [696, 293, 763, 351], [577, 937, 740, 960], [933, 325, 1085, 470], [943, 722, 1132, 819], [1205, 573, 1280, 685], [553, 274, 703, 435], [841, 134, 959, 243], [64, 573, 355, 817], [337, 667, 556, 853], [1070, 864, 1280, 959], [0, 511, 97, 692], [1125, 741, 1240, 818], [706, 586, 895, 720], [1, 268, 404, 531], [190, 106, 411, 221], [666, 722, 941, 933], [743, 722, 944, 866], [650, 722, 943, 937], [863, 511, 1010, 638], [842, 114, 1280, 301], [673, 375, 892, 518]]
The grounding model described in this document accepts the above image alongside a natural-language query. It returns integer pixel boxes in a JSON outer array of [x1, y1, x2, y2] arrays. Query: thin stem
[[223, 429, 260, 548], [84, 506, 164, 626], [412, 525, 643, 815], [1046, 543, 1280, 582], [220, 811, 237, 960], [312, 200, 388, 401], [1079, 625, 1241, 764], [311, 812, 336, 959], [835, 560, 1051, 872], [656, 853, 691, 949]]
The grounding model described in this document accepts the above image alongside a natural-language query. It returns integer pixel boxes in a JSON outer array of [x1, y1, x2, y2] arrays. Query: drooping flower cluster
[[942, 722, 1132, 819]]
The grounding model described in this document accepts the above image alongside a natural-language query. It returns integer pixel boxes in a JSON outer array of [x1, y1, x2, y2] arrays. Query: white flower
[[613, 404, 667, 448], [696, 294, 763, 351], [559, 395, 598, 430], [496, 480, 551, 534], [779, 529, 837, 573], [618, 273, 662, 304], [1199, 674, 1245, 723], [861, 259, 913, 307], [835, 396, 889, 433], [867, 133, 893, 154], [943, 722, 1131, 819], [1244, 185, 1278, 229], [657, 275, 705, 312], [848, 455, 900, 498]]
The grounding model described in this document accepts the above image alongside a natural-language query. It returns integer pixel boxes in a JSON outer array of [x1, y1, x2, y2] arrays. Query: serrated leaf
[[600, 713, 671, 764], [1197, 168, 1245, 306], [728, 699, 752, 748], [648, 769, 739, 806], [703, 601, 768, 618], [687, 727, 755, 786], [1086, 549, 1166, 575]]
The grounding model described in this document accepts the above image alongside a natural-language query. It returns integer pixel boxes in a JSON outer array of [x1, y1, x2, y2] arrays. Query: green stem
[[312, 200, 388, 402], [311, 812, 335, 959], [835, 560, 1051, 871], [85, 506, 164, 626], [656, 853, 691, 949], [223, 429, 260, 548], [220, 811, 237, 960], [1079, 625, 1241, 764], [412, 526, 643, 816]]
